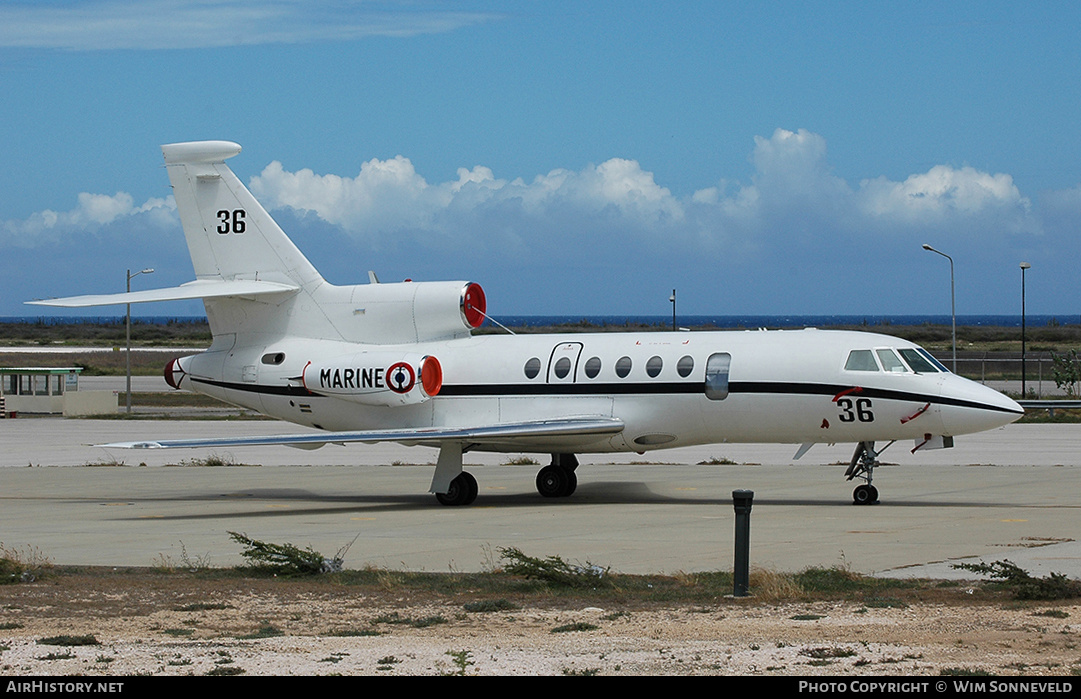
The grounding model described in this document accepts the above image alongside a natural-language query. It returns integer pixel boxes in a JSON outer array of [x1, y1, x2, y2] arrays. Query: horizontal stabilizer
[[26, 279, 300, 308], [97, 417, 626, 450]]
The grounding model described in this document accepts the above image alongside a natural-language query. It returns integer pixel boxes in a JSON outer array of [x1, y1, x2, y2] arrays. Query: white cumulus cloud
[[1, 192, 174, 248], [0, 0, 500, 51], [2, 127, 1058, 315]]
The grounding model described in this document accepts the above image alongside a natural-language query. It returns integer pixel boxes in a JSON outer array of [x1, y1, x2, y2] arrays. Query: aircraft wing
[[26, 279, 299, 308], [97, 416, 626, 450]]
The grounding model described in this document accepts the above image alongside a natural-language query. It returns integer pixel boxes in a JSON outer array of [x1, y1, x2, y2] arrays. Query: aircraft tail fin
[[162, 141, 323, 289], [31, 141, 481, 345]]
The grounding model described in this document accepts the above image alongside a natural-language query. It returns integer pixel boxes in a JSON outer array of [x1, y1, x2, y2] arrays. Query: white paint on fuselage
[[179, 327, 1019, 456]]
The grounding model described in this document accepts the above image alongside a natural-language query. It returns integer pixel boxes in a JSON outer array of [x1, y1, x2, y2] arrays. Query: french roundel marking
[[387, 362, 416, 394]]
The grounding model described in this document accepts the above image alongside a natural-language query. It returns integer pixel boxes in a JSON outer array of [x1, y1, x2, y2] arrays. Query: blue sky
[[2, 1, 1079, 319]]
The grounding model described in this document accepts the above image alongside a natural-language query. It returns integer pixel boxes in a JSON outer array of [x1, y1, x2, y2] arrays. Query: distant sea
[[1, 314, 1075, 329]]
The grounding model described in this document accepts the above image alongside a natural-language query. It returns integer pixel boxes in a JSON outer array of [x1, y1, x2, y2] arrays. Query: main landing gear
[[845, 441, 890, 505], [430, 446, 581, 506], [435, 471, 478, 507], [536, 453, 579, 498]]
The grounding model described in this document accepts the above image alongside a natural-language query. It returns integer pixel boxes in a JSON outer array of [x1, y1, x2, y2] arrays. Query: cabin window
[[553, 356, 572, 379], [876, 349, 907, 373], [899, 348, 940, 373], [615, 356, 632, 378], [646, 356, 663, 378], [524, 357, 541, 379], [844, 350, 878, 372], [584, 356, 601, 379], [704, 352, 731, 401], [677, 355, 694, 378]]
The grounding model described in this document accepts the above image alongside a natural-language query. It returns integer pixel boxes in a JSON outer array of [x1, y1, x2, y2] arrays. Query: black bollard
[[732, 489, 754, 597]]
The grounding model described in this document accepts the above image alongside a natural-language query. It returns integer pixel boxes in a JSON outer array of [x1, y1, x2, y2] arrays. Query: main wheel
[[435, 471, 478, 506], [852, 484, 879, 505], [536, 465, 575, 498]]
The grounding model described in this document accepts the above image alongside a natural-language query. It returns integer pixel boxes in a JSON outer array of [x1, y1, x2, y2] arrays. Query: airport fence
[[944, 352, 1068, 398]]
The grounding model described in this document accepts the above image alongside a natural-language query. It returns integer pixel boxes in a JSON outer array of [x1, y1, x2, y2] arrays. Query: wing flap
[[97, 416, 625, 450], [27, 279, 300, 308]]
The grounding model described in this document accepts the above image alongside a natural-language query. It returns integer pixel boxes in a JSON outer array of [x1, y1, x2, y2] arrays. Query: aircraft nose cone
[[940, 375, 1024, 435]]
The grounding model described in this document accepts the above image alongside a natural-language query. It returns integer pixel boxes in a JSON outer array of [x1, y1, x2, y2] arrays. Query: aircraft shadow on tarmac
[[99, 481, 1054, 521]]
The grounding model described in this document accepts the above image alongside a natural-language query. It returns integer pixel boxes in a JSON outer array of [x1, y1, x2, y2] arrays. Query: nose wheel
[[845, 441, 886, 505], [852, 483, 879, 506]]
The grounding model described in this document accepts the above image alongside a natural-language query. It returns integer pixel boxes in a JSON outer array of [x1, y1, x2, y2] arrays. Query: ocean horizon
[[1, 314, 1075, 329]]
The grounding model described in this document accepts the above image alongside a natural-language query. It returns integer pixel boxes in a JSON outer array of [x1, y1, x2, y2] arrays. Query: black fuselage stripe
[[190, 377, 1022, 415]]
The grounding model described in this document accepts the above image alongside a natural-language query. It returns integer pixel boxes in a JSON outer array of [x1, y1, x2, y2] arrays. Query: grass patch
[[463, 598, 520, 613], [5, 555, 1074, 634], [551, 622, 599, 633], [0, 543, 52, 584], [372, 612, 448, 628], [37, 634, 100, 646], [239, 623, 283, 639], [228, 531, 350, 576], [800, 646, 856, 659], [499, 546, 611, 589], [952, 560, 1081, 600], [502, 456, 539, 465]]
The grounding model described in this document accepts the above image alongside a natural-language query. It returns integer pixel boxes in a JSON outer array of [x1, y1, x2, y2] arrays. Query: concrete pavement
[[0, 418, 1078, 579]]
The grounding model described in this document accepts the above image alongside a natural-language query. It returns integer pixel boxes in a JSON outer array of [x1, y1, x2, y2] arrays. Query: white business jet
[[29, 141, 1024, 506]]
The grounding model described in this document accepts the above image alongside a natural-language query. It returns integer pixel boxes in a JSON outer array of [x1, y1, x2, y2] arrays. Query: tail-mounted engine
[[302, 353, 443, 407], [343, 280, 486, 344]]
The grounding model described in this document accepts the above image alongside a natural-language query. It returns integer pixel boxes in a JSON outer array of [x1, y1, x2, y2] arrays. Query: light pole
[[1020, 262, 1031, 397], [922, 244, 956, 371], [669, 289, 676, 331], [126, 268, 154, 413]]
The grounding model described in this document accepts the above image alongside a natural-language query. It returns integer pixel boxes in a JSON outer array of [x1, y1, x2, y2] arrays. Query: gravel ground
[[1, 572, 1079, 676]]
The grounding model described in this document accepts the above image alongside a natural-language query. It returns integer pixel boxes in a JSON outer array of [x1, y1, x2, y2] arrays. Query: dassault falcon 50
[[29, 141, 1024, 506]]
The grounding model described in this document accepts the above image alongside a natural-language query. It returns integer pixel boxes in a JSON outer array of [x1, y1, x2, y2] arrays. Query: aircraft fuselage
[[173, 327, 1020, 455]]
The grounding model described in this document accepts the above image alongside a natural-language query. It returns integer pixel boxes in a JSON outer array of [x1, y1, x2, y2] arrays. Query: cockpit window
[[918, 348, 949, 372], [844, 350, 878, 372], [876, 349, 908, 373], [899, 348, 940, 373]]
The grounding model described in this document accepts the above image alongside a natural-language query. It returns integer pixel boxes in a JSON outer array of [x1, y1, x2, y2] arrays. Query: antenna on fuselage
[[467, 305, 516, 335]]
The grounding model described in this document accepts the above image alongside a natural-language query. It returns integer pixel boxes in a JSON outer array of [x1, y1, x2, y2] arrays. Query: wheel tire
[[536, 465, 568, 498], [852, 484, 878, 505], [463, 471, 479, 505], [436, 471, 478, 506], [563, 470, 578, 497]]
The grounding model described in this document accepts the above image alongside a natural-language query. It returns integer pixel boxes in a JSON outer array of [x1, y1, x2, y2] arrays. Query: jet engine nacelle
[[302, 353, 443, 407], [346, 280, 486, 344]]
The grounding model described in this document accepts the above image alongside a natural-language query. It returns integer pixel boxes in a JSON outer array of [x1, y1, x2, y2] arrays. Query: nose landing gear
[[845, 441, 888, 505]]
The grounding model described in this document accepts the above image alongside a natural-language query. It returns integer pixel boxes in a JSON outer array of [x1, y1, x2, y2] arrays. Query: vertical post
[[921, 244, 956, 371], [669, 289, 676, 331], [124, 267, 154, 414], [1020, 262, 1030, 397], [125, 269, 132, 414], [732, 489, 754, 597]]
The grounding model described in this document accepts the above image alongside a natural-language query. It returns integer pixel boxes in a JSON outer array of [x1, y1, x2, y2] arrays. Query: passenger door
[[547, 342, 584, 384]]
